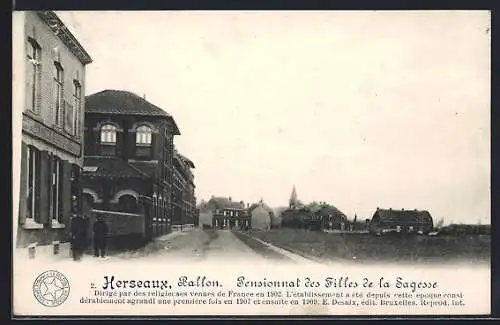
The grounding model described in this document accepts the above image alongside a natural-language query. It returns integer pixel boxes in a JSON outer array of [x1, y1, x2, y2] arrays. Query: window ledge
[[23, 219, 44, 229], [51, 220, 66, 229]]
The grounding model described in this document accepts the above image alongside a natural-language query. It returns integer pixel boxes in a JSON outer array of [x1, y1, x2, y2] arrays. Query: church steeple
[[289, 185, 298, 209]]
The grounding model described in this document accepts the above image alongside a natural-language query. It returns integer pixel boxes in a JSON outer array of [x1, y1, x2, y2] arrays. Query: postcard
[[12, 10, 491, 317]]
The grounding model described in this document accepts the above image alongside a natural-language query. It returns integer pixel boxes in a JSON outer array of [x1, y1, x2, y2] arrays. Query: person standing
[[93, 216, 109, 258], [71, 214, 89, 261]]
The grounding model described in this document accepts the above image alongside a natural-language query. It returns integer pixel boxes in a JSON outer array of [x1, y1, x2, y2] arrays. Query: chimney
[[229, 197, 232, 201], [143, 93, 146, 100]]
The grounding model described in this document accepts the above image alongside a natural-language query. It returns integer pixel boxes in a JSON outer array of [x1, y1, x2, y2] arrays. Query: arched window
[[136, 125, 152, 145], [118, 194, 137, 213], [101, 124, 117, 144]]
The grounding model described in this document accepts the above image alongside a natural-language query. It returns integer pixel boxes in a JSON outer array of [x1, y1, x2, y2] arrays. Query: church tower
[[289, 185, 298, 209]]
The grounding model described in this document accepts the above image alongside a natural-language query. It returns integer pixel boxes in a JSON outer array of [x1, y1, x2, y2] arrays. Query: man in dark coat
[[71, 214, 89, 261], [93, 216, 109, 258]]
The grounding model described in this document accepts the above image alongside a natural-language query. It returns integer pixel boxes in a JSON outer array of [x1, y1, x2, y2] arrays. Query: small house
[[369, 208, 434, 235], [248, 201, 274, 230]]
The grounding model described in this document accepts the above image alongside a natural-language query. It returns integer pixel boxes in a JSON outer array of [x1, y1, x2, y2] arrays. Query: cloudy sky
[[55, 11, 490, 224]]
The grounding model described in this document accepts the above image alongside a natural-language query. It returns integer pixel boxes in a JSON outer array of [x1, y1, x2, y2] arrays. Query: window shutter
[[60, 161, 73, 225], [39, 151, 51, 224], [53, 82, 59, 125], [71, 164, 82, 215], [48, 155, 54, 219], [18, 142, 28, 225], [65, 100, 73, 134], [25, 59, 34, 111], [33, 149, 41, 222]]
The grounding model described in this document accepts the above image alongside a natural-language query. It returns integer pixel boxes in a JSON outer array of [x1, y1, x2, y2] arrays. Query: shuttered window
[[26, 37, 40, 112], [26, 146, 40, 221], [54, 62, 64, 127]]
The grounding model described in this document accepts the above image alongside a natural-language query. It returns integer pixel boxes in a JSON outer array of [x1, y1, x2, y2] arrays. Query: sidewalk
[[14, 229, 196, 265], [113, 229, 192, 259]]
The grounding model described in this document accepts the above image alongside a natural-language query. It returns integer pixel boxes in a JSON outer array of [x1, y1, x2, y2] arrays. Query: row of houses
[[196, 185, 435, 235], [15, 12, 197, 253], [279, 186, 435, 235]]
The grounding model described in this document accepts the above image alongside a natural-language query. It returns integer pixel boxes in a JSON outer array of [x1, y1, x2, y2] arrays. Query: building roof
[[83, 157, 150, 179], [37, 11, 93, 65], [308, 203, 346, 217], [372, 208, 433, 224], [176, 152, 195, 169], [248, 201, 274, 214], [207, 197, 246, 210], [85, 90, 181, 135]]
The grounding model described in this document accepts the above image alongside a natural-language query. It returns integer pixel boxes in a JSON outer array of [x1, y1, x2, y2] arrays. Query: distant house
[[199, 196, 250, 229], [248, 201, 274, 230], [310, 203, 348, 230], [369, 208, 434, 235]]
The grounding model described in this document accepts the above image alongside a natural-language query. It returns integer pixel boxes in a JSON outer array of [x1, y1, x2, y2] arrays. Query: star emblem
[[40, 276, 64, 301]]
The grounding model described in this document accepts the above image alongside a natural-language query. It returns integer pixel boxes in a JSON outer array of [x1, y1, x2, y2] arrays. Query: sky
[[55, 11, 490, 224]]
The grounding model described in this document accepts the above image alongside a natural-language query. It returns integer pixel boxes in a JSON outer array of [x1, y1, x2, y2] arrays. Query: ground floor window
[[26, 145, 40, 221]]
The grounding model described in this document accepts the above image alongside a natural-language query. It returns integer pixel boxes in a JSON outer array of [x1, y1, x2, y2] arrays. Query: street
[[113, 229, 306, 264], [15, 228, 321, 267]]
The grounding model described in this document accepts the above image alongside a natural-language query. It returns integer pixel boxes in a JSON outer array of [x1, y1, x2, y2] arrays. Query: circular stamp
[[33, 270, 70, 307]]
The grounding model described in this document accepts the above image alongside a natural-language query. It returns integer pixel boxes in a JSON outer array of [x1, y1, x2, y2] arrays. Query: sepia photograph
[[12, 10, 491, 317]]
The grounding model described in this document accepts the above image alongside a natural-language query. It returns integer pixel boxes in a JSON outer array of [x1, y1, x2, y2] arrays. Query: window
[[26, 146, 39, 220], [73, 80, 81, 136], [50, 156, 63, 222], [54, 62, 64, 126], [118, 194, 138, 213], [136, 125, 152, 145], [100, 124, 117, 144], [26, 38, 40, 112]]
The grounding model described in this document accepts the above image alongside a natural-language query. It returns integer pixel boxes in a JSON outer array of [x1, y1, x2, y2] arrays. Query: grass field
[[248, 228, 491, 265]]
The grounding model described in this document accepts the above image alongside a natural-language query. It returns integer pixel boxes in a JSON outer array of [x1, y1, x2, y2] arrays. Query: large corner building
[[81, 90, 196, 241]]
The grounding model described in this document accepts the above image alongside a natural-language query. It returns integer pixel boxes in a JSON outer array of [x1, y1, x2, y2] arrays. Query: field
[[248, 228, 491, 265]]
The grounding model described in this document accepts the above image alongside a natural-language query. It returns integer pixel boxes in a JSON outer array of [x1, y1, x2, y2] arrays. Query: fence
[[171, 224, 195, 232]]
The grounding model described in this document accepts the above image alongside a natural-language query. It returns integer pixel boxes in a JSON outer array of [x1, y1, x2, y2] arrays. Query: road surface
[[15, 228, 322, 268], [114, 228, 309, 264]]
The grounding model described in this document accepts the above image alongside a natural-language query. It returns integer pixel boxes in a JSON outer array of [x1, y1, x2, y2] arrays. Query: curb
[[234, 230, 322, 265]]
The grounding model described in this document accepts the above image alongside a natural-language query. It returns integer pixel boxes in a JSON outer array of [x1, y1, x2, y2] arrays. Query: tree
[[435, 218, 444, 229]]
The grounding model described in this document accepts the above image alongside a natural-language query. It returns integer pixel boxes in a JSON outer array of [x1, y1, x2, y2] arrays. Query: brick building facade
[[172, 151, 197, 225], [81, 90, 185, 240], [15, 11, 92, 248]]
